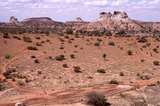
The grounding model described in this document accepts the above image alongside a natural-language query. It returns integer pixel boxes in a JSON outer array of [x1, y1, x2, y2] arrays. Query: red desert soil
[[0, 33, 160, 106]]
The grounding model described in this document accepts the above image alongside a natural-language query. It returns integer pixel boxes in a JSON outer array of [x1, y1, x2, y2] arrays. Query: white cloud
[[84, 0, 108, 6]]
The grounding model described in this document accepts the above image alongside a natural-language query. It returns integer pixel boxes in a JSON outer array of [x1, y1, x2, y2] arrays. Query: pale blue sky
[[0, 0, 160, 22]]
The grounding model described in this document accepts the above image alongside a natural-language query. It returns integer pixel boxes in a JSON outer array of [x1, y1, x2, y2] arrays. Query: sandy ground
[[0, 33, 160, 106]]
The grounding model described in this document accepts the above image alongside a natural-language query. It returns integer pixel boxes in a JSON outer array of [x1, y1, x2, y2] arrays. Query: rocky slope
[[76, 11, 160, 35]]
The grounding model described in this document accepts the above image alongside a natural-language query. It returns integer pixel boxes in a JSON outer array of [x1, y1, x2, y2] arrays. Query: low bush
[[27, 46, 38, 51], [108, 41, 115, 46], [97, 69, 106, 73], [55, 55, 65, 61], [127, 50, 133, 55], [153, 60, 160, 66], [86, 91, 111, 106], [73, 66, 82, 73], [4, 54, 11, 59], [109, 79, 119, 84], [23, 36, 32, 43]]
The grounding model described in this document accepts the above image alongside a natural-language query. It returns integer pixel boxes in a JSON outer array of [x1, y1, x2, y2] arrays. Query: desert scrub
[[23, 36, 32, 43], [70, 54, 75, 59], [55, 55, 65, 61], [73, 66, 82, 73], [97, 69, 106, 73], [153, 60, 160, 66], [127, 50, 133, 55], [27, 46, 38, 51], [109, 79, 119, 84], [86, 91, 111, 106], [64, 27, 73, 34], [62, 64, 69, 68], [108, 41, 115, 46], [4, 54, 11, 59]]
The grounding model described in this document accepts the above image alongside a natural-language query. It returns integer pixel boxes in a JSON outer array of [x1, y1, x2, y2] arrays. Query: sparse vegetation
[[36, 42, 42, 46], [13, 35, 21, 40], [3, 33, 10, 39], [23, 36, 32, 43], [137, 37, 147, 43], [27, 46, 38, 50], [153, 48, 159, 53], [70, 54, 75, 59], [55, 55, 65, 61], [109, 79, 119, 84], [62, 64, 68, 68], [0, 82, 6, 91], [94, 42, 100, 46], [34, 59, 40, 63], [119, 72, 124, 76], [4, 54, 11, 59], [103, 54, 106, 59], [108, 41, 115, 46], [141, 59, 145, 63], [86, 91, 111, 106], [3, 68, 17, 79], [73, 66, 82, 73], [16, 79, 26, 86], [127, 50, 133, 55], [65, 27, 73, 34], [153, 60, 160, 66], [97, 69, 106, 73]]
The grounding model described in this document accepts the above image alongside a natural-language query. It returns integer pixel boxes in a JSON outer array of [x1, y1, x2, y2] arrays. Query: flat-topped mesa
[[9, 16, 19, 24], [22, 17, 53, 22], [112, 11, 128, 19]]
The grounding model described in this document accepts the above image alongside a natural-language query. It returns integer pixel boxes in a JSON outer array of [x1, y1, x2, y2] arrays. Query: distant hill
[[0, 11, 160, 35]]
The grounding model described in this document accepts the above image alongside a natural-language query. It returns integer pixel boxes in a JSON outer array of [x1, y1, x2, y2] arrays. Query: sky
[[0, 0, 160, 22]]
